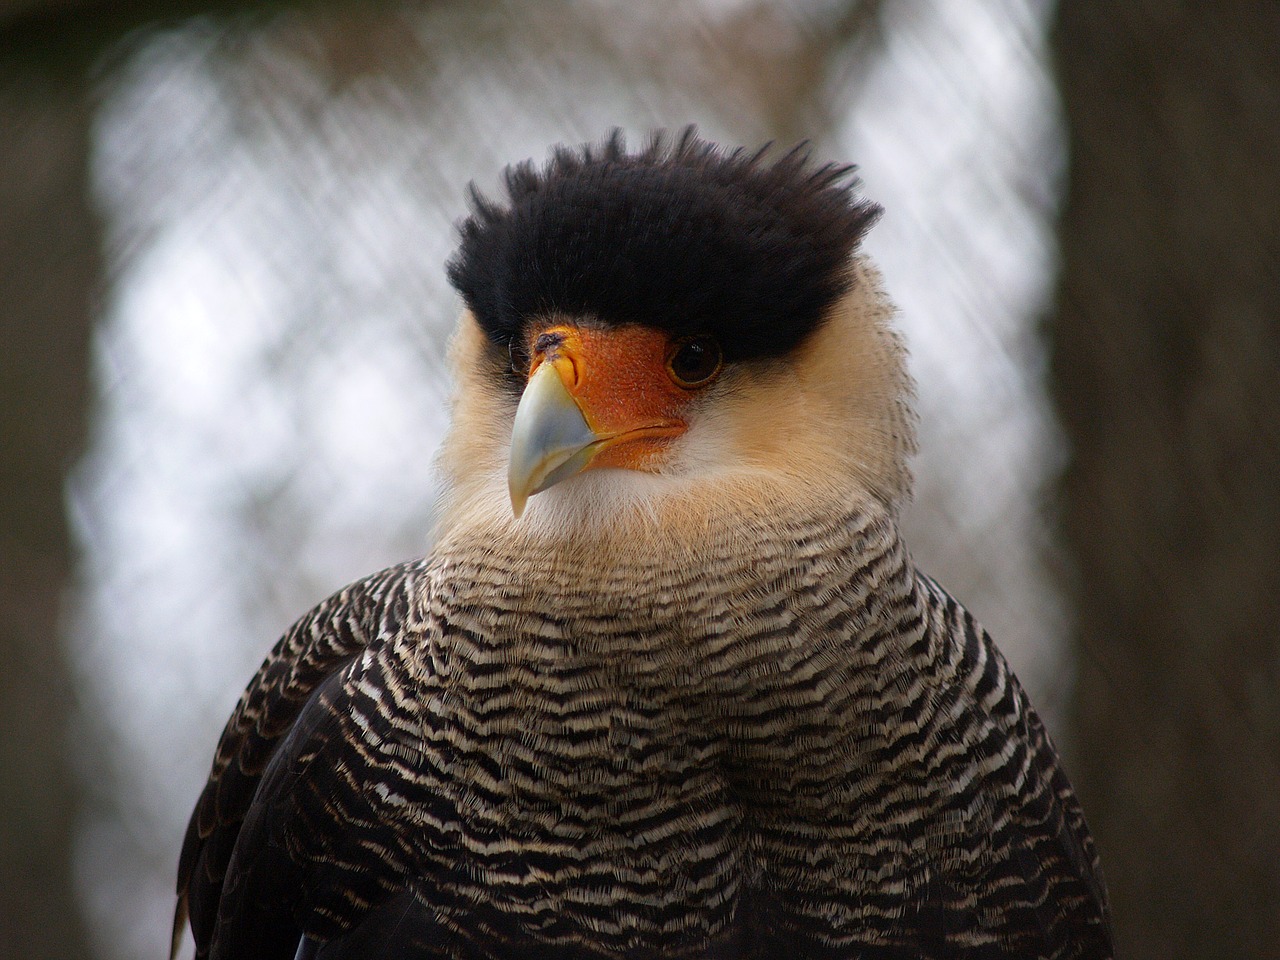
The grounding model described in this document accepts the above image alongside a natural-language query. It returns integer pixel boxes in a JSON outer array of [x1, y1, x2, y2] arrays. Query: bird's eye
[[666, 336, 723, 388]]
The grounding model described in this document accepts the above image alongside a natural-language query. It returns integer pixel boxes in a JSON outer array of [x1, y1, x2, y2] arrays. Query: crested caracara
[[175, 130, 1113, 960]]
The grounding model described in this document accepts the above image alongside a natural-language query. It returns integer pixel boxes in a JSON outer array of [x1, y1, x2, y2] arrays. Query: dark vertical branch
[[0, 64, 98, 960], [1051, 4, 1280, 959]]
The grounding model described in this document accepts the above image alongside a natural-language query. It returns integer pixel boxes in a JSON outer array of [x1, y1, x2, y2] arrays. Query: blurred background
[[1, 1, 1276, 958]]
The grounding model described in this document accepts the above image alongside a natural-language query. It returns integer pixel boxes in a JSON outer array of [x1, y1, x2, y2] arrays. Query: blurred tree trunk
[[1052, 4, 1280, 959], [0, 62, 98, 960]]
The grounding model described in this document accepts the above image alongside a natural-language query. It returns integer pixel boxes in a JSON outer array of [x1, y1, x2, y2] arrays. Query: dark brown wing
[[174, 559, 429, 959], [907, 573, 1114, 958]]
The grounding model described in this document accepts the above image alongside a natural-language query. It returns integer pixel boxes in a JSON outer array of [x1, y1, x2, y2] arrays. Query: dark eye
[[666, 336, 723, 388]]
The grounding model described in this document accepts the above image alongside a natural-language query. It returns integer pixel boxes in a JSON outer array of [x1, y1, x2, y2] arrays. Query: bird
[[174, 129, 1114, 960]]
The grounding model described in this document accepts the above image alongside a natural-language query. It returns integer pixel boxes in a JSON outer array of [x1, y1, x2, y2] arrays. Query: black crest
[[447, 129, 881, 364]]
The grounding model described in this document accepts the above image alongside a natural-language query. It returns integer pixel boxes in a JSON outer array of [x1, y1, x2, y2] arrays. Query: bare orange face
[[506, 322, 724, 515], [528, 325, 704, 469]]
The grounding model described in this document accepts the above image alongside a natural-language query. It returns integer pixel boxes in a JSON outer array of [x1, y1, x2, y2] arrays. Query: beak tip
[[509, 488, 528, 519]]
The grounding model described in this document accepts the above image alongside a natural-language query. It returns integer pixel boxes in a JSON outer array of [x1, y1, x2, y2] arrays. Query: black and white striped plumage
[[176, 132, 1113, 959]]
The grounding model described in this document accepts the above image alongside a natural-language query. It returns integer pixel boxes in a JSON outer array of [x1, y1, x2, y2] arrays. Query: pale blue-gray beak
[[507, 361, 603, 517]]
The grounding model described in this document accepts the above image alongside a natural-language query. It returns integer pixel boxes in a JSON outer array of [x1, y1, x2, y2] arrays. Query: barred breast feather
[[177, 496, 1112, 960]]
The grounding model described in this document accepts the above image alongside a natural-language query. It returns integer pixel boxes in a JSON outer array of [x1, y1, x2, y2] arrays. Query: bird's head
[[436, 130, 917, 540]]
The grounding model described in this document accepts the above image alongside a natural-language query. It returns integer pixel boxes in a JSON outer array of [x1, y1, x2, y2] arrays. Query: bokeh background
[[1, 2, 1276, 959]]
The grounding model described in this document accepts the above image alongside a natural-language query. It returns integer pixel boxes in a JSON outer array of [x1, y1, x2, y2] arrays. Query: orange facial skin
[[525, 324, 697, 472]]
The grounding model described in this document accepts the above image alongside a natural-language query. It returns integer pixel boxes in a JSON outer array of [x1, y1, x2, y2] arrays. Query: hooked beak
[[505, 325, 690, 518], [507, 361, 603, 518]]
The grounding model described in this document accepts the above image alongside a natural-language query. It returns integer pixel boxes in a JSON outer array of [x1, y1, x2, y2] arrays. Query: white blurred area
[[67, 2, 1064, 957]]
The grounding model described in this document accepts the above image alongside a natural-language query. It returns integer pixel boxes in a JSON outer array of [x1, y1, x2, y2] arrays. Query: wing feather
[[175, 559, 429, 959]]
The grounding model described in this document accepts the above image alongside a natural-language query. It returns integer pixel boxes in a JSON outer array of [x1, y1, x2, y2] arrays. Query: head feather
[[447, 128, 881, 367]]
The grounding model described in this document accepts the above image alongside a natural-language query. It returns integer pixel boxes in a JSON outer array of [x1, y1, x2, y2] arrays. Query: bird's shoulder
[[906, 570, 1114, 954], [175, 557, 432, 958]]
